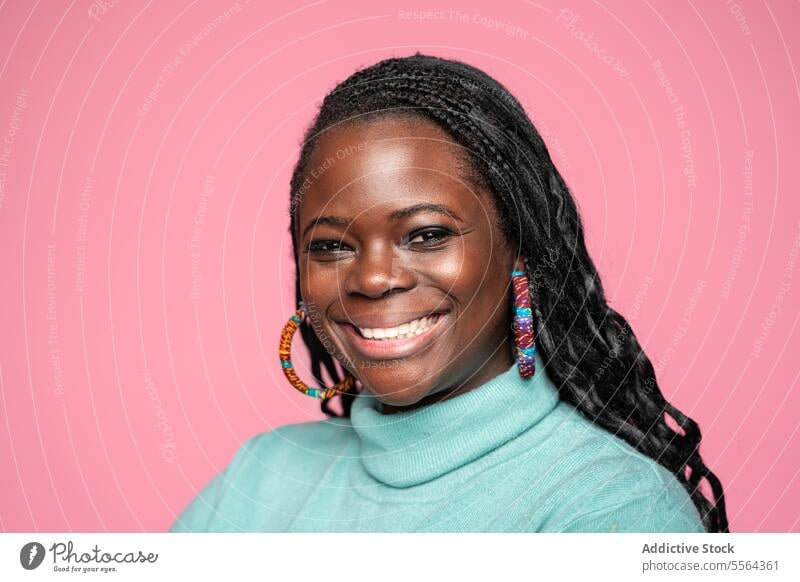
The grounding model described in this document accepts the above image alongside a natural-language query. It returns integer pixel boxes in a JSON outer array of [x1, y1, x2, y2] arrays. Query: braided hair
[[287, 53, 729, 533]]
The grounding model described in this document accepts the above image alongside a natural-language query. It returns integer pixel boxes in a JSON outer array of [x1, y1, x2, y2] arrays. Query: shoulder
[[169, 417, 357, 532], [536, 402, 706, 532], [270, 416, 355, 445], [544, 401, 676, 485], [220, 417, 358, 482], [248, 416, 357, 459]]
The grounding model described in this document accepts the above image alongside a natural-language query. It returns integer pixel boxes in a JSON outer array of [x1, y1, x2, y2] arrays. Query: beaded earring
[[278, 301, 356, 399], [511, 269, 536, 378]]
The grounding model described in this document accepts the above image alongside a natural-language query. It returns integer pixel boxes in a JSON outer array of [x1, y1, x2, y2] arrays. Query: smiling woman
[[169, 52, 729, 533]]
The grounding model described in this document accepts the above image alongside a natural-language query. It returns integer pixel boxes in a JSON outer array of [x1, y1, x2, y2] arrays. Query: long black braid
[[286, 53, 729, 533]]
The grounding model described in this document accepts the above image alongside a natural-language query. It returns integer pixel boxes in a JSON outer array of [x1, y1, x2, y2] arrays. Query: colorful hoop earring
[[511, 269, 536, 378], [278, 301, 356, 399]]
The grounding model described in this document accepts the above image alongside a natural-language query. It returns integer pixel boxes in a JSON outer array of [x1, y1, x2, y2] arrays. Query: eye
[[408, 227, 454, 248], [306, 239, 353, 257]]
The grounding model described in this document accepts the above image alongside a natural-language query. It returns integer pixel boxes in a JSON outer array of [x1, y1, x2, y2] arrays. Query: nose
[[343, 240, 415, 299]]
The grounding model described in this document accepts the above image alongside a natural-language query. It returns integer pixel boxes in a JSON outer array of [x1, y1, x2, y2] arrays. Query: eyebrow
[[301, 203, 464, 240]]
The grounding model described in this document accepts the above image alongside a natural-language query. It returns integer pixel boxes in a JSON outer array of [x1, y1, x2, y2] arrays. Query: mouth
[[336, 311, 450, 361]]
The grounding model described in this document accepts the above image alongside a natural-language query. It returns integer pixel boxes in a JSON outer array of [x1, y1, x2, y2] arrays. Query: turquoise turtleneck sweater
[[170, 350, 706, 532]]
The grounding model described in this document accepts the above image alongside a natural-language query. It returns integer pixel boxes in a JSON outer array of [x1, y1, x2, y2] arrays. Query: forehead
[[299, 116, 489, 221]]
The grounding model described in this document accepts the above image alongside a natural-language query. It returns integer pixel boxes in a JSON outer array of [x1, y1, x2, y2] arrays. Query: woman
[[171, 53, 729, 533]]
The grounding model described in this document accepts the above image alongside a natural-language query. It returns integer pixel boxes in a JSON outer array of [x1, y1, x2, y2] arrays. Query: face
[[296, 116, 525, 413]]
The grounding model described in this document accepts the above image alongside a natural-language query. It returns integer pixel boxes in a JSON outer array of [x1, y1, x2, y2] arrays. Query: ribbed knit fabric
[[170, 349, 706, 532]]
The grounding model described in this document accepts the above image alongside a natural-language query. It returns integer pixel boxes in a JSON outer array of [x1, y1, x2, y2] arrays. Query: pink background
[[0, 0, 798, 532]]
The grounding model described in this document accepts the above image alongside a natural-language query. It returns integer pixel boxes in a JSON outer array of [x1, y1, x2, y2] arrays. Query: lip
[[338, 310, 448, 329], [337, 311, 450, 361]]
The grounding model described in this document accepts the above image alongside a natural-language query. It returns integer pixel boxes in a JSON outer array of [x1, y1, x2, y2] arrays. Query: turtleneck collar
[[350, 349, 559, 488]]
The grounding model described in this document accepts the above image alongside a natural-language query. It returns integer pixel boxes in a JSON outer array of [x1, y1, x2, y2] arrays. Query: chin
[[373, 390, 428, 408], [353, 364, 434, 406]]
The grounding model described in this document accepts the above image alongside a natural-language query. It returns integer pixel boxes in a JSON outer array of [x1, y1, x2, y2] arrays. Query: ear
[[512, 256, 527, 274]]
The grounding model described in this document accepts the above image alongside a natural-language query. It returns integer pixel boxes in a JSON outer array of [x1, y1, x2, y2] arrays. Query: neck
[[349, 346, 556, 488], [380, 339, 515, 414]]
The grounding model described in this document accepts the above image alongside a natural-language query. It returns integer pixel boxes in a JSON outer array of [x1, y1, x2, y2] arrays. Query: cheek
[[450, 249, 511, 322], [299, 266, 342, 345], [300, 255, 335, 297], [299, 264, 327, 315], [436, 241, 496, 297]]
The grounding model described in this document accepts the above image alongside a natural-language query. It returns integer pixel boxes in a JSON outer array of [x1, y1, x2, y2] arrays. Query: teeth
[[356, 314, 441, 340]]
